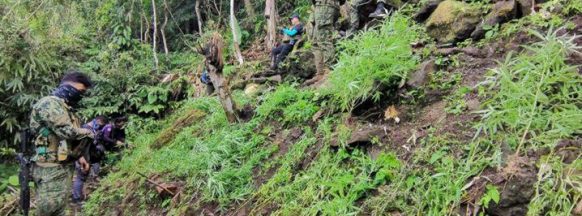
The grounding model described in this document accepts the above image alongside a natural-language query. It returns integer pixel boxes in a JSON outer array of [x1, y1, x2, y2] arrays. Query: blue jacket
[[282, 24, 303, 45]]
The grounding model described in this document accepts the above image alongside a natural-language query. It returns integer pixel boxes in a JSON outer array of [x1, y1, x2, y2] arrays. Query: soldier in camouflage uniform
[[29, 71, 94, 216], [347, 0, 392, 36], [306, 0, 345, 86]]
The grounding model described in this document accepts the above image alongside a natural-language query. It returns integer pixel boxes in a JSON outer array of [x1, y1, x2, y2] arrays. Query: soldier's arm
[[39, 99, 93, 140]]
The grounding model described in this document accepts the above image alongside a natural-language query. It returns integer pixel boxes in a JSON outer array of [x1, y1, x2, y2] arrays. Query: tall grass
[[477, 29, 581, 152], [321, 14, 420, 111]]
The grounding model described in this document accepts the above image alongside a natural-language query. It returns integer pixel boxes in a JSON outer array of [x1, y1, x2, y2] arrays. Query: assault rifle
[[17, 129, 34, 216]]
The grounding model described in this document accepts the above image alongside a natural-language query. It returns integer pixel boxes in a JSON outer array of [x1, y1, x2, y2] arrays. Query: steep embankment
[[84, 2, 581, 216]]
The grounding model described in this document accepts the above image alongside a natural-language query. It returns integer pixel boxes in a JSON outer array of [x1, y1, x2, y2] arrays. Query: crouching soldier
[[29, 70, 95, 215], [102, 116, 128, 151], [72, 116, 107, 204], [270, 14, 304, 70]]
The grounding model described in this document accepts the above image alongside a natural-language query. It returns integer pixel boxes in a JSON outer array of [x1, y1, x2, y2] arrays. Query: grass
[[476, 28, 581, 152], [321, 13, 420, 111], [83, 12, 581, 216], [528, 155, 582, 215]]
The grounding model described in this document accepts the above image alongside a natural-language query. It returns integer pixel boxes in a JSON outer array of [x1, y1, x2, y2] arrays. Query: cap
[[289, 14, 300, 20]]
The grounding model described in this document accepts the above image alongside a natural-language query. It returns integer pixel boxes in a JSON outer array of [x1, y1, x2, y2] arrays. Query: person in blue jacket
[[270, 14, 304, 70]]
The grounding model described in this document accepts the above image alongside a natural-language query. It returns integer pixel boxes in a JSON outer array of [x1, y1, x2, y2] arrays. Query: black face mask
[[52, 84, 85, 107]]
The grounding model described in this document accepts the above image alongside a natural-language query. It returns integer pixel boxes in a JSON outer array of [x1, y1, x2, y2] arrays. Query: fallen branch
[[137, 172, 176, 196]]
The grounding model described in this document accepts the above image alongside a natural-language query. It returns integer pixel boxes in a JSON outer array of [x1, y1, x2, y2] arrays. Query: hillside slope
[[79, 2, 582, 216]]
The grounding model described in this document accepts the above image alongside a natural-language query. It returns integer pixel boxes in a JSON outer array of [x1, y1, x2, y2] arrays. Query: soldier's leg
[[308, 4, 339, 85], [33, 164, 73, 216], [90, 162, 100, 178], [72, 161, 87, 202], [315, 6, 339, 69], [271, 45, 285, 69], [348, 0, 368, 35], [276, 43, 294, 65]]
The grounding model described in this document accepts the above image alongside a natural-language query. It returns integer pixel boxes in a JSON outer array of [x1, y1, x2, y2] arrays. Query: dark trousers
[[72, 161, 100, 202], [271, 43, 294, 67]]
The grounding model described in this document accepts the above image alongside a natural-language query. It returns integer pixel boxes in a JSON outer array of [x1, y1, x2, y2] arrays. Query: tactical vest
[[30, 96, 85, 164]]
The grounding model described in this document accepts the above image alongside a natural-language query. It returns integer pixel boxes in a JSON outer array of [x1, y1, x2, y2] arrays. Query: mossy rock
[[426, 0, 481, 43], [471, 0, 518, 40]]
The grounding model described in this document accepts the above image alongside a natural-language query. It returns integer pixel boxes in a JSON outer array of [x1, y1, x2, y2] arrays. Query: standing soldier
[[306, 0, 345, 86], [29, 70, 95, 215]]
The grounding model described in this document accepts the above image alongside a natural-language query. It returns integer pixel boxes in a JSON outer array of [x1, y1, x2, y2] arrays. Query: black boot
[[369, 3, 387, 18], [270, 55, 278, 70]]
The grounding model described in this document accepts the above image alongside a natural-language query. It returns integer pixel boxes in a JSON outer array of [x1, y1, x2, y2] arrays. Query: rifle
[[17, 129, 33, 216]]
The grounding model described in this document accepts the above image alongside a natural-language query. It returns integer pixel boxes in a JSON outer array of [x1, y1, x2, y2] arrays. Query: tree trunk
[[201, 33, 239, 123], [151, 0, 159, 69], [230, 0, 244, 65], [243, 0, 256, 19], [264, 0, 277, 50], [161, 0, 170, 55], [195, 0, 203, 34], [207, 64, 238, 123]]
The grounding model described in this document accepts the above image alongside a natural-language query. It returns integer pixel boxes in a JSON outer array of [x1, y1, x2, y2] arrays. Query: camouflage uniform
[[311, 0, 343, 77], [30, 96, 93, 216], [348, 0, 388, 35]]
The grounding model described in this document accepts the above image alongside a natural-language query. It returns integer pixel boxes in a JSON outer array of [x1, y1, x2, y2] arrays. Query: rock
[[425, 0, 481, 43], [331, 127, 387, 147], [516, 0, 533, 16], [466, 98, 480, 111], [486, 155, 537, 216], [471, 0, 518, 40], [516, 0, 547, 16], [284, 51, 316, 79], [385, 0, 404, 8], [413, 0, 443, 22], [244, 83, 262, 97], [407, 59, 436, 88]]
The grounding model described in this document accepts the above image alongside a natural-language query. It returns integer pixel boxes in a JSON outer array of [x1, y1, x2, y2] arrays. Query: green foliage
[[0, 1, 88, 148], [256, 85, 319, 124], [85, 98, 277, 214], [528, 155, 581, 215], [479, 184, 501, 207], [0, 164, 19, 193], [445, 86, 471, 115], [477, 29, 582, 151], [257, 145, 402, 215], [428, 70, 463, 92], [322, 14, 420, 111]]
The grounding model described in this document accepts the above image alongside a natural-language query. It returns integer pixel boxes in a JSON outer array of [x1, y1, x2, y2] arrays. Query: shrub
[[321, 13, 420, 111], [477, 29, 582, 151]]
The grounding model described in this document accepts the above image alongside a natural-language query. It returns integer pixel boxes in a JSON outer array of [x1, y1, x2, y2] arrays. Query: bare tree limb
[[230, 0, 244, 65], [195, 0, 203, 34], [265, 0, 278, 50], [151, 0, 159, 69], [161, 0, 170, 55]]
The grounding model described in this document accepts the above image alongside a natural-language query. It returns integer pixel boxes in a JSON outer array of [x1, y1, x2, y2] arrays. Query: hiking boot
[[369, 3, 387, 18], [270, 56, 278, 70]]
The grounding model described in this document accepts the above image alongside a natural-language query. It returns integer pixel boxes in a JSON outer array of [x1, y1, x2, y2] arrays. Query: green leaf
[[8, 175, 19, 186], [429, 150, 446, 164]]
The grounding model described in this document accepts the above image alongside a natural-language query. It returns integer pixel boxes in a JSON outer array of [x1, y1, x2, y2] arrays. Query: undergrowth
[[83, 13, 581, 216], [477, 29, 581, 152], [322, 13, 421, 111]]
